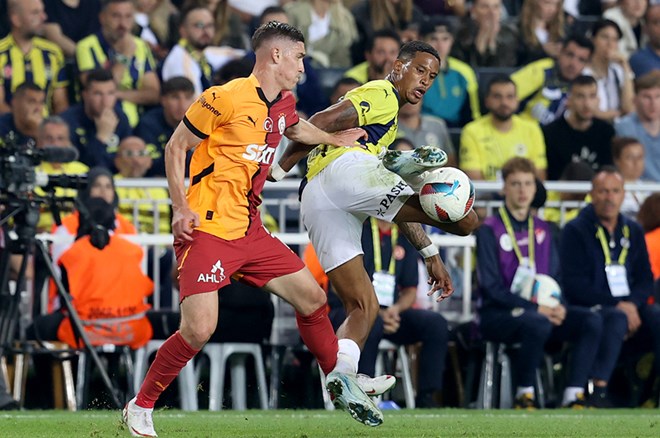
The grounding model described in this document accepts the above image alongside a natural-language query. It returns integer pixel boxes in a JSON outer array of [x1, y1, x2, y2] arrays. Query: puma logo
[[443, 180, 461, 199], [247, 115, 257, 127], [211, 91, 219, 102]]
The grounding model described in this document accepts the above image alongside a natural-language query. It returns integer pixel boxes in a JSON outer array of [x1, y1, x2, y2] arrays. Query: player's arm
[[278, 99, 360, 173], [164, 122, 202, 241], [396, 222, 454, 301]]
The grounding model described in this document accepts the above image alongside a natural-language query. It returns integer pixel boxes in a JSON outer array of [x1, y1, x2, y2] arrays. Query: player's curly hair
[[251, 21, 305, 51], [398, 41, 440, 64]]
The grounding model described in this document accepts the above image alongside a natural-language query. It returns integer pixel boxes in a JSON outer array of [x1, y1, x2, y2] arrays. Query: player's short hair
[[398, 41, 440, 64], [161, 76, 195, 96], [485, 74, 516, 96], [502, 157, 537, 181], [611, 136, 642, 160], [634, 71, 660, 94], [570, 74, 598, 90], [251, 21, 304, 51], [84, 69, 115, 89]]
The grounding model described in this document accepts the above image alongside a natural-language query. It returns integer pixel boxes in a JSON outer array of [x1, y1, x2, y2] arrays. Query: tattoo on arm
[[326, 103, 359, 132], [398, 222, 431, 250]]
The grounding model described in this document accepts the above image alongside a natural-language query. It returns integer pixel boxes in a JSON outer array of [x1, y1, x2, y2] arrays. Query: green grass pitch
[[2, 409, 660, 437]]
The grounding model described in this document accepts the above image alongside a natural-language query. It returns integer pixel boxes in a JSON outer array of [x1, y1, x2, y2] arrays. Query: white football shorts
[[301, 151, 414, 272]]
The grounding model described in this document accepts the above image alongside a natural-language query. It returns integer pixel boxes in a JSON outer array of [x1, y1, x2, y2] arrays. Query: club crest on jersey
[[197, 259, 226, 284], [264, 117, 274, 132], [278, 114, 286, 135]]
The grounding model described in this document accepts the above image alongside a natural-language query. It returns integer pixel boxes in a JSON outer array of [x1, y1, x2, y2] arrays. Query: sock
[[562, 386, 584, 406], [295, 304, 338, 375], [334, 338, 361, 374], [135, 331, 199, 409], [515, 386, 535, 398]]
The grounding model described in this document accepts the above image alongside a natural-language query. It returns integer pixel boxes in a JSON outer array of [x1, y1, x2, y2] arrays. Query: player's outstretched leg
[[326, 370, 384, 427], [381, 145, 448, 178], [123, 397, 157, 437]]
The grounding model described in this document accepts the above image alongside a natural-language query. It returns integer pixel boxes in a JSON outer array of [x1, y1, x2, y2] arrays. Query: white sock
[[131, 398, 153, 412], [334, 338, 361, 374], [562, 386, 584, 406], [515, 386, 534, 398]]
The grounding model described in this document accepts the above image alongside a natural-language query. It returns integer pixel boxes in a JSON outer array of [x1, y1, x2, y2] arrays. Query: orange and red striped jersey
[[184, 74, 299, 240]]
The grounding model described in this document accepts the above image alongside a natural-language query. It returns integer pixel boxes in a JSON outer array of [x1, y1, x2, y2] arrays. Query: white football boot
[[326, 371, 384, 427], [357, 373, 396, 396], [123, 397, 157, 437]]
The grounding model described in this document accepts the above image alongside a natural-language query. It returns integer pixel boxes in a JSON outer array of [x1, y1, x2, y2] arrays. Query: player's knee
[[180, 319, 216, 349], [295, 285, 328, 315]]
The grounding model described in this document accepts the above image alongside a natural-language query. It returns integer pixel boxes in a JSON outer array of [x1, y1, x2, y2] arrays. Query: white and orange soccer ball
[[419, 167, 475, 223]]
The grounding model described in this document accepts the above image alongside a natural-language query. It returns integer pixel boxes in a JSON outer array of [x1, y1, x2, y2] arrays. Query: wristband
[[270, 163, 287, 181], [419, 244, 439, 259]]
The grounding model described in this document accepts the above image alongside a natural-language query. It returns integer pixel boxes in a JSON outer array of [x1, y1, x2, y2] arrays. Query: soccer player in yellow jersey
[[274, 41, 479, 415], [124, 22, 382, 437]]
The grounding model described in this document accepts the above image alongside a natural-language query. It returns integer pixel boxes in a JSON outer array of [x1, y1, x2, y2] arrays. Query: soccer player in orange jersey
[[123, 22, 381, 437]]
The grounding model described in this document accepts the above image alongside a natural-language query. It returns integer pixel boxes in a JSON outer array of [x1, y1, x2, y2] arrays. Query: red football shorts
[[174, 226, 305, 300]]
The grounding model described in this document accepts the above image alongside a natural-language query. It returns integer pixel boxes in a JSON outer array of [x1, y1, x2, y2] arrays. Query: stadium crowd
[[0, 0, 659, 414]]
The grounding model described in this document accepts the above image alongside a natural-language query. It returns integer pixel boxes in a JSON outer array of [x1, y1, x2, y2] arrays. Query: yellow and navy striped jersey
[[0, 35, 68, 114], [76, 32, 156, 127], [306, 79, 399, 180]]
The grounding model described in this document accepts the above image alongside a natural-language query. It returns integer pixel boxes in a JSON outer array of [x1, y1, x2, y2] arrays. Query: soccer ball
[[419, 167, 475, 223], [522, 274, 562, 308]]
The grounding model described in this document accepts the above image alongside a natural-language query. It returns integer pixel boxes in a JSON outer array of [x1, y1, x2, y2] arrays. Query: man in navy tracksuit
[[560, 167, 660, 407], [476, 157, 602, 409]]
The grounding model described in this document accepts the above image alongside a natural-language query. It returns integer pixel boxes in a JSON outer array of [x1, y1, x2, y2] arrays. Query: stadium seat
[[75, 344, 135, 410], [133, 340, 198, 411], [375, 340, 416, 409], [199, 342, 269, 411], [476, 342, 546, 409], [7, 341, 76, 410]]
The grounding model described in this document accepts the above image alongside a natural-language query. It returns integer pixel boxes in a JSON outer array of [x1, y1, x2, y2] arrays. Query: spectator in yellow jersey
[[460, 75, 547, 181], [114, 136, 170, 235], [0, 0, 69, 115], [76, 0, 160, 127], [512, 35, 593, 126]]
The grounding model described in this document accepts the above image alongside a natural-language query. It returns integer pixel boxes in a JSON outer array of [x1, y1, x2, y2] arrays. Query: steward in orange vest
[[56, 198, 153, 349]]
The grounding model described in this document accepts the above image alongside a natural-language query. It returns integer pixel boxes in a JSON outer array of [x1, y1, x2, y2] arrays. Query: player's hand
[[329, 127, 368, 147], [425, 255, 454, 302], [172, 205, 200, 242]]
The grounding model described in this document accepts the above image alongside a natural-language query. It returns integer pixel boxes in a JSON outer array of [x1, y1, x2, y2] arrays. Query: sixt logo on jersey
[[198, 95, 221, 116], [243, 143, 276, 164]]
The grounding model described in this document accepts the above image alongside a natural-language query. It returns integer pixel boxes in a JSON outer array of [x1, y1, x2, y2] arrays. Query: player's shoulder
[[347, 80, 398, 103]]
